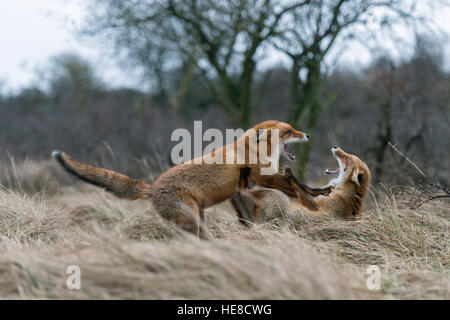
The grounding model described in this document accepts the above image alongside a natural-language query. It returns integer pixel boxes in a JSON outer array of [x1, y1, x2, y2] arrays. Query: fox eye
[[287, 129, 292, 134], [345, 157, 349, 161]]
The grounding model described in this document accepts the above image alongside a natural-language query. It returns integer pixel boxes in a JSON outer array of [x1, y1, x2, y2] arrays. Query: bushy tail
[[52, 151, 152, 200]]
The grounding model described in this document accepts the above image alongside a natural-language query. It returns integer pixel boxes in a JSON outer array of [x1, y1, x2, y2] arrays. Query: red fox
[[53, 121, 327, 237], [231, 146, 371, 223]]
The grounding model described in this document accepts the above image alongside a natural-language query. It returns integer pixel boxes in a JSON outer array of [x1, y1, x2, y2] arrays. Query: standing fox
[[53, 121, 328, 237], [232, 146, 371, 222]]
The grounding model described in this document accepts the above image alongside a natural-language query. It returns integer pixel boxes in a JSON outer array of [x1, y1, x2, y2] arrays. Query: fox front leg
[[250, 171, 298, 198], [282, 167, 320, 211], [231, 190, 262, 227], [283, 167, 333, 197], [238, 167, 252, 189]]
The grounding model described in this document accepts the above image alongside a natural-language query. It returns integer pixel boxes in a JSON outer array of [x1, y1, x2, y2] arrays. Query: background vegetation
[[1, 1, 449, 185], [0, 0, 448, 299]]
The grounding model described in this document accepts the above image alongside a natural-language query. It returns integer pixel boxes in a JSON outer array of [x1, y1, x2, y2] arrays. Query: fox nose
[[333, 145, 338, 149], [306, 134, 310, 139]]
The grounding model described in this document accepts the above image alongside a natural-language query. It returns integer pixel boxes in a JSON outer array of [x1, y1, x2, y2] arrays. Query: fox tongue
[[324, 168, 339, 175], [284, 144, 296, 162]]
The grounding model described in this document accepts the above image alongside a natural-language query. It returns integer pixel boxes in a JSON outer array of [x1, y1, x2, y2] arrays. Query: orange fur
[[53, 121, 309, 237], [232, 147, 372, 222]]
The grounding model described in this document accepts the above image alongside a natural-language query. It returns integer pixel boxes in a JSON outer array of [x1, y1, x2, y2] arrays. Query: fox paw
[[321, 186, 334, 196], [283, 166, 295, 178]]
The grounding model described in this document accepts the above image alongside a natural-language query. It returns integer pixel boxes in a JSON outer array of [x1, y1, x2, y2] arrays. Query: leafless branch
[[387, 141, 427, 178]]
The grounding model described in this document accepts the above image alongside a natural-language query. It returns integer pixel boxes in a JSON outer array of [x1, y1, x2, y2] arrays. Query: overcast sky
[[1, 0, 449, 94]]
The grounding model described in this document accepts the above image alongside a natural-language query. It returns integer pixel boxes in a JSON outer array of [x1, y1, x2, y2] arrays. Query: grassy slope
[[0, 162, 448, 299]]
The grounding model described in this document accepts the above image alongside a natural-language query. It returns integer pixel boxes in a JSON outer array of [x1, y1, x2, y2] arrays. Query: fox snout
[[291, 129, 309, 142], [301, 132, 310, 142], [298, 130, 309, 140], [331, 146, 346, 157]]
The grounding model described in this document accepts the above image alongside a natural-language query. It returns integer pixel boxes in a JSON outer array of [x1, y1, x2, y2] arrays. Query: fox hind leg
[[174, 210, 210, 239], [153, 194, 210, 239]]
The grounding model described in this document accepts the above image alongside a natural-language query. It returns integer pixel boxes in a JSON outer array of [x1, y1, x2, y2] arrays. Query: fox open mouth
[[324, 168, 339, 175], [324, 148, 341, 175], [282, 143, 296, 162]]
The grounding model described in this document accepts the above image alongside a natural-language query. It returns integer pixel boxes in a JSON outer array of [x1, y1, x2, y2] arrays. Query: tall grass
[[0, 161, 448, 299]]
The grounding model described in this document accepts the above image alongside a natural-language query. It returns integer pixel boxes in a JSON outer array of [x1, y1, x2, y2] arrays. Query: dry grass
[[0, 162, 448, 299]]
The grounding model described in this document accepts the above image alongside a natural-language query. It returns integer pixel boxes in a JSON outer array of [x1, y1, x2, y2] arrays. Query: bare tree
[[273, 0, 426, 178], [83, 0, 313, 127], [365, 37, 447, 183], [81, 0, 442, 179], [49, 54, 100, 108]]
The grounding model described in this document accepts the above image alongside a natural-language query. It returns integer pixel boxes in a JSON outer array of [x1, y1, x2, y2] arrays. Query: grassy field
[[0, 160, 448, 299]]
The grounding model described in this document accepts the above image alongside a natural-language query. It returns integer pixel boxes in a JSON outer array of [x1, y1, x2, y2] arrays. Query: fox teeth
[[324, 168, 339, 175]]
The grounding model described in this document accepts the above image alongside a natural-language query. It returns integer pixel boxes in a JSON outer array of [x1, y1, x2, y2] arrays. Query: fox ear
[[351, 168, 362, 186]]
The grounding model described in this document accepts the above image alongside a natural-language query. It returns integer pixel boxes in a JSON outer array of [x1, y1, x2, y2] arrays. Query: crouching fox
[[232, 146, 372, 223]]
